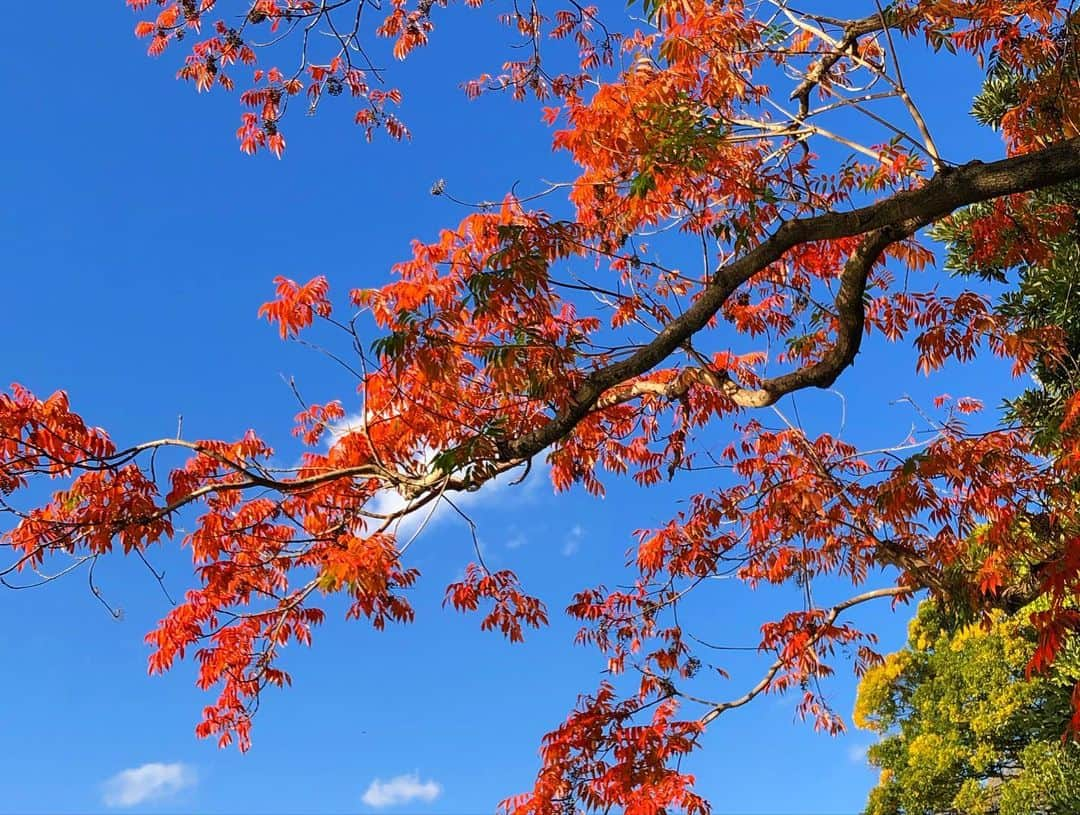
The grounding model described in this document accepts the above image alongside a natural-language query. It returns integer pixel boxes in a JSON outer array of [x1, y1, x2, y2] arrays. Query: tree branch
[[508, 138, 1080, 460], [698, 585, 911, 726]]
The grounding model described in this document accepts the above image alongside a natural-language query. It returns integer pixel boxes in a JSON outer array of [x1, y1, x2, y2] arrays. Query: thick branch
[[508, 138, 1080, 460], [714, 226, 900, 407], [594, 221, 889, 410]]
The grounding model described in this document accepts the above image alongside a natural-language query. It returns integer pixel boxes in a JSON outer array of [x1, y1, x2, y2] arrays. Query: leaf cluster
[[855, 600, 1080, 815]]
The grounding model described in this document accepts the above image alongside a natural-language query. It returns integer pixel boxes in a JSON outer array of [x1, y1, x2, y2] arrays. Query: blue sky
[[0, 3, 1025, 814]]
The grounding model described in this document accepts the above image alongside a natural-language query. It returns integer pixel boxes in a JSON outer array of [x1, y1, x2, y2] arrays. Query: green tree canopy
[[854, 600, 1080, 815]]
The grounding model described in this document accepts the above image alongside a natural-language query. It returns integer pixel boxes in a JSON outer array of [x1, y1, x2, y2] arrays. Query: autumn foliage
[[4, 1, 1080, 812]]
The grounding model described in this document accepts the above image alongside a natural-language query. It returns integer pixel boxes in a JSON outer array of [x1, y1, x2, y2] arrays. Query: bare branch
[[699, 585, 911, 726]]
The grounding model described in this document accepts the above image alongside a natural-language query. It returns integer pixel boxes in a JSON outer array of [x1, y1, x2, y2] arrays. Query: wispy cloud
[[361, 773, 442, 808], [326, 411, 380, 447], [847, 744, 870, 764], [562, 524, 585, 557], [102, 762, 195, 808], [329, 413, 549, 541]]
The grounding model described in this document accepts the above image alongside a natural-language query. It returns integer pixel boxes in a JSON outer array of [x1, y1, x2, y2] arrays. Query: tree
[[855, 600, 1080, 815], [3, 2, 1080, 812]]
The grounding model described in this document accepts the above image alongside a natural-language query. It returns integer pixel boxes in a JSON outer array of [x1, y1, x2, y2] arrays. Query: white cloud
[[329, 412, 550, 542], [562, 524, 585, 557], [361, 773, 442, 808], [102, 762, 195, 808], [848, 744, 870, 764], [326, 411, 372, 446], [506, 532, 528, 550]]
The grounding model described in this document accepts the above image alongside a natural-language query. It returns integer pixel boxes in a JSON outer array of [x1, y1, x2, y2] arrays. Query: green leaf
[[370, 330, 409, 360], [430, 448, 459, 476], [628, 170, 656, 199]]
